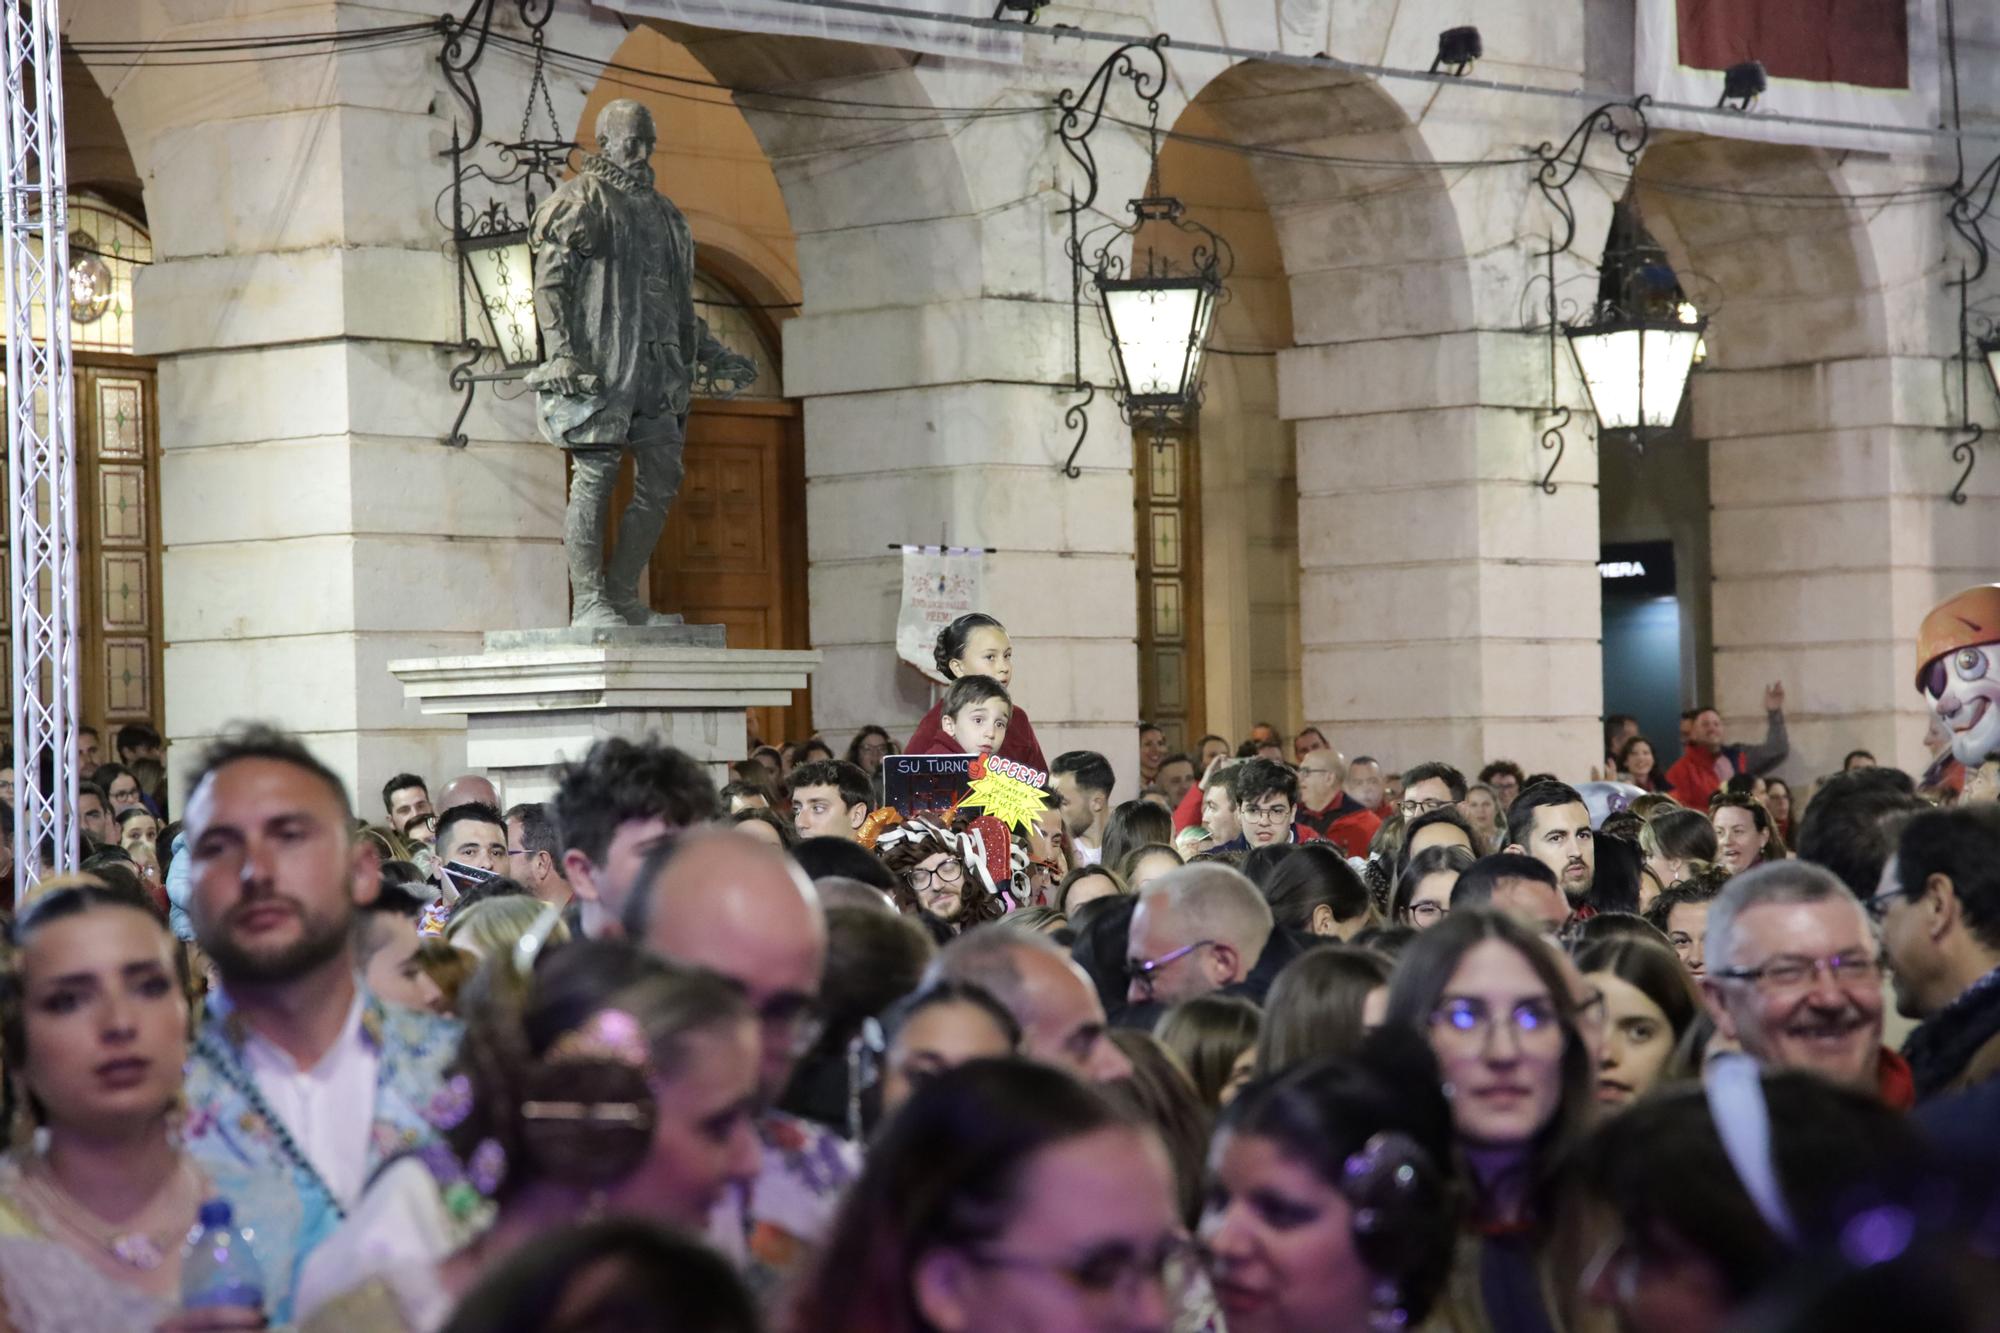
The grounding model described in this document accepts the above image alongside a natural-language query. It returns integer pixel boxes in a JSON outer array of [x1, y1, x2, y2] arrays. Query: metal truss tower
[[1, 0, 80, 895]]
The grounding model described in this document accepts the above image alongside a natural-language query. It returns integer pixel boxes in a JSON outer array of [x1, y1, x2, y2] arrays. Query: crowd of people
[[0, 611, 1994, 1332]]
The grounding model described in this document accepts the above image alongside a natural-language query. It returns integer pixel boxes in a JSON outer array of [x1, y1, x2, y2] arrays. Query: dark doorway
[[1601, 541, 1683, 768]]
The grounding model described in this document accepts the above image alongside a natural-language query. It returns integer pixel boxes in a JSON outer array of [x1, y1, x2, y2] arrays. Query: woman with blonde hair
[[444, 898, 570, 964]]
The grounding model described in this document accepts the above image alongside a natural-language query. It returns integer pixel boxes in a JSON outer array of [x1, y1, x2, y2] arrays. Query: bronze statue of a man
[[526, 98, 756, 627]]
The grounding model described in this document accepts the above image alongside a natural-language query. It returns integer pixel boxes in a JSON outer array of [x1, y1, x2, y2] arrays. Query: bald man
[[925, 928, 1131, 1083], [629, 829, 857, 1293], [1124, 863, 1298, 1010], [437, 773, 500, 813]]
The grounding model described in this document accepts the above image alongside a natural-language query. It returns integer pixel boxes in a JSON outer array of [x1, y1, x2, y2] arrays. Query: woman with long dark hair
[[790, 1059, 1186, 1333], [1383, 910, 1595, 1333], [903, 613, 1049, 770], [1263, 842, 1377, 940], [1573, 935, 1702, 1108], [1202, 1029, 1460, 1333]]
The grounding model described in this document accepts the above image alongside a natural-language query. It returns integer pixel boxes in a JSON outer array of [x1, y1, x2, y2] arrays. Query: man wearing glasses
[[1204, 758, 1319, 853], [1870, 805, 2000, 1100], [633, 828, 861, 1294], [1398, 761, 1467, 821], [1701, 861, 1911, 1108], [1125, 863, 1296, 1008]]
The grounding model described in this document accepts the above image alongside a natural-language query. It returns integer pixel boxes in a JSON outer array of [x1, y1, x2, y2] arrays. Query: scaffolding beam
[[1, 0, 80, 897]]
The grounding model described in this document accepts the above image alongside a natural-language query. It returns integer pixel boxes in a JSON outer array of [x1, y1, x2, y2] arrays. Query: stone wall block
[[1279, 330, 1570, 421], [1711, 568, 1897, 648], [163, 538, 360, 642], [348, 437, 566, 542], [160, 437, 355, 546], [135, 245, 453, 357], [784, 298, 1075, 398], [793, 214, 986, 312], [805, 466, 1133, 561], [770, 130, 970, 234], [1710, 498, 1894, 576], [802, 383, 1090, 476], [1286, 259, 1476, 345], [350, 536, 566, 634]]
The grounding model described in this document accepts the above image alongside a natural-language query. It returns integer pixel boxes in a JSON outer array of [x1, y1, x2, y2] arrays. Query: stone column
[[1251, 89, 1608, 778], [76, 2, 630, 798], [1668, 154, 1993, 777]]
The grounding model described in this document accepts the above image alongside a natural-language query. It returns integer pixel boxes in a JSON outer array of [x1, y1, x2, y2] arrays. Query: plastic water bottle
[[181, 1199, 265, 1311]]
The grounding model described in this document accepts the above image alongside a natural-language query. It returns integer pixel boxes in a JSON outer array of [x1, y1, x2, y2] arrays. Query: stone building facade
[[54, 0, 2000, 800]]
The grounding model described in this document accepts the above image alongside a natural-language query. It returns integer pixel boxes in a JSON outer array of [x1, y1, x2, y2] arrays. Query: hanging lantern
[[1565, 304, 1707, 445], [1566, 204, 1706, 448], [1083, 196, 1232, 429], [459, 225, 540, 369], [1095, 196, 1224, 418]]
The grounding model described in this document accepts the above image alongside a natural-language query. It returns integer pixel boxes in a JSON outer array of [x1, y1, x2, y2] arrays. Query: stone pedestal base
[[388, 628, 819, 803]]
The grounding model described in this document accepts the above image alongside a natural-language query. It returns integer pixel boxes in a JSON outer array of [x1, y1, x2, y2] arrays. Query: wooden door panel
[[642, 400, 808, 747]]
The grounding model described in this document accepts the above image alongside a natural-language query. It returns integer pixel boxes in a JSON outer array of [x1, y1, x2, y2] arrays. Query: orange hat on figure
[[1915, 584, 2000, 765]]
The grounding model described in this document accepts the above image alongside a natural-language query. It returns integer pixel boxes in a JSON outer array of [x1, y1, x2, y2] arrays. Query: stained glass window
[[20, 195, 151, 355]]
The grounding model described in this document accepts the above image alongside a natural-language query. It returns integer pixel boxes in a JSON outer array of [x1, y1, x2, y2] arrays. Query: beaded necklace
[[17, 1154, 200, 1272], [192, 1030, 348, 1221]]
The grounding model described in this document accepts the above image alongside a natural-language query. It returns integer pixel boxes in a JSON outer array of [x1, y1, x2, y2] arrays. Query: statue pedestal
[[387, 627, 820, 803]]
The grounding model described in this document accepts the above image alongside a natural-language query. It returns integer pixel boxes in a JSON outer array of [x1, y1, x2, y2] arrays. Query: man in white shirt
[[179, 725, 459, 1321]]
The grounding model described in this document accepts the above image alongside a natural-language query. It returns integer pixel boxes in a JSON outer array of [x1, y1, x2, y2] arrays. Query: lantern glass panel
[[1983, 338, 2000, 407], [464, 235, 540, 368], [1100, 280, 1208, 403], [1568, 321, 1702, 433]]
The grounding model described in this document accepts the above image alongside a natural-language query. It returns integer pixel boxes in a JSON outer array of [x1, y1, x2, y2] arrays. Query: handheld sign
[[960, 756, 1051, 832], [883, 754, 975, 820]]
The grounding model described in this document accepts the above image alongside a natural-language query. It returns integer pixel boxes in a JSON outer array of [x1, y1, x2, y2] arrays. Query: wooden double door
[[606, 397, 810, 748]]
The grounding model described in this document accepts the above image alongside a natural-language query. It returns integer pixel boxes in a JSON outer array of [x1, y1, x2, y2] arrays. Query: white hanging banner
[[1634, 0, 1941, 154], [896, 546, 984, 683], [593, 0, 1023, 66]]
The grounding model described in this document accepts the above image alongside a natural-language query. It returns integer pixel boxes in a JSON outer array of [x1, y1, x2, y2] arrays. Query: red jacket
[[1665, 746, 1734, 810], [906, 701, 1048, 772], [1878, 1047, 1916, 1112], [1298, 797, 1382, 858]]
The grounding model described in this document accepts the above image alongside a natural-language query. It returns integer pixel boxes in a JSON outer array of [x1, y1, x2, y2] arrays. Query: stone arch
[[1626, 134, 1931, 770], [1164, 59, 1600, 772]]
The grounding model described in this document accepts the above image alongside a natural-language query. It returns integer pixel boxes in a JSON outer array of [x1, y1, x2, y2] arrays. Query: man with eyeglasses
[[1125, 863, 1295, 1008], [1398, 761, 1467, 821], [1870, 805, 2000, 1100], [1204, 758, 1320, 853], [630, 828, 861, 1293], [1295, 749, 1381, 857], [1701, 861, 1911, 1108]]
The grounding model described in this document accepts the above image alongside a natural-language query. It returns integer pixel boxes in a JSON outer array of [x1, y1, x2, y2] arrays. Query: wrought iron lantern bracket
[[436, 1, 576, 447], [1945, 149, 2000, 504], [1053, 35, 1233, 477], [1522, 98, 1670, 494]]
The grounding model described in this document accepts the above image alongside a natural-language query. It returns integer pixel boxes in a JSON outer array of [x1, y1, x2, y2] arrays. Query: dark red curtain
[[1677, 0, 1909, 89]]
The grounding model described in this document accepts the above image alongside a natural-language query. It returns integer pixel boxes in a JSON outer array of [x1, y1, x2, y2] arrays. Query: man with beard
[[179, 726, 459, 1320], [1504, 780, 1598, 912], [379, 771, 433, 844]]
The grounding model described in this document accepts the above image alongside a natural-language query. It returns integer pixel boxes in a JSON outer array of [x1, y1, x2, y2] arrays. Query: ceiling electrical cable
[[757, 0, 2000, 149], [62, 12, 1978, 209]]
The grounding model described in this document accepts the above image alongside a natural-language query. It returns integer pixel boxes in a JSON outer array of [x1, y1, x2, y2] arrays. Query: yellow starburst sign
[[958, 756, 1050, 832]]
